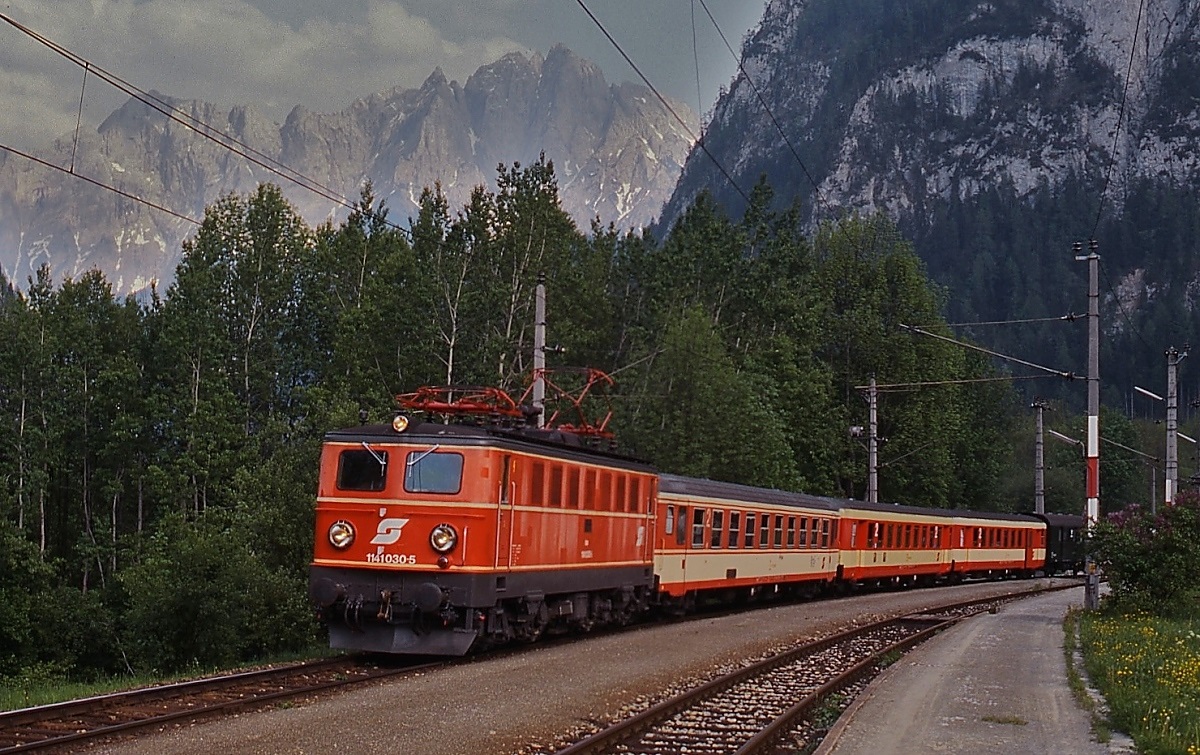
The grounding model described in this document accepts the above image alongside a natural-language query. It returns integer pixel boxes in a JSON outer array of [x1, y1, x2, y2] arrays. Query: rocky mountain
[[0, 45, 696, 294], [661, 0, 1200, 405], [666, 0, 1200, 227]]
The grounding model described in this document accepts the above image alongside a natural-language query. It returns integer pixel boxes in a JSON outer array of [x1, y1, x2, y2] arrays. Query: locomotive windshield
[[337, 448, 388, 491], [404, 450, 464, 494]]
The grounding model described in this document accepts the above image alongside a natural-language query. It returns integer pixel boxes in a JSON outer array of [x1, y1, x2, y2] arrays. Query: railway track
[[549, 590, 1060, 755], [0, 655, 432, 754]]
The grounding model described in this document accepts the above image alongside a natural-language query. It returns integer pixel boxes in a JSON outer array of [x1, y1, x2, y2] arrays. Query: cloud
[[0, 0, 524, 151]]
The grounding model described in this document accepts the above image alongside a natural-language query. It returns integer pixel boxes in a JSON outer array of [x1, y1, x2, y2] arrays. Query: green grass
[[0, 648, 333, 712], [1079, 610, 1200, 754]]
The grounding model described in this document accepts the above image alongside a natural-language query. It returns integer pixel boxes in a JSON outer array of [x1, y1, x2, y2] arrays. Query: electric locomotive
[[308, 386, 656, 655]]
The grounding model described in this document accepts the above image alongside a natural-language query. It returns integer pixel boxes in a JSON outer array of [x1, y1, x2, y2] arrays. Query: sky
[[0, 0, 769, 155]]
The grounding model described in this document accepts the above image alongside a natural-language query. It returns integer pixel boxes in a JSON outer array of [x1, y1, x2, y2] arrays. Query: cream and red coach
[[309, 411, 656, 655], [653, 475, 840, 606], [836, 501, 1047, 584]]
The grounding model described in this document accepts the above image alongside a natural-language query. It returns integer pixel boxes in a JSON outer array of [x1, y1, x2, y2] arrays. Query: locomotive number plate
[[366, 552, 418, 565]]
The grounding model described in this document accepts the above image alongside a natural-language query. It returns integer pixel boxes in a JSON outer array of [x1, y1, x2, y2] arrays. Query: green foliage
[[1089, 490, 1200, 617], [0, 165, 1030, 684], [0, 521, 55, 678], [119, 512, 315, 673]]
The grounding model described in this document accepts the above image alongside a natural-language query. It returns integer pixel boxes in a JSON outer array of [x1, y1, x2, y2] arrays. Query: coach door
[[495, 455, 514, 569]]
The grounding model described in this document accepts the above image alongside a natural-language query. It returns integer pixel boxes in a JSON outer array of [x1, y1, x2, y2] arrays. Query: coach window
[[810, 518, 820, 548], [820, 518, 831, 548], [933, 525, 941, 548], [676, 506, 688, 545], [729, 512, 741, 548], [787, 516, 797, 547], [744, 513, 756, 547], [711, 510, 725, 548], [665, 504, 675, 535], [403, 450, 464, 494], [884, 524, 892, 549], [798, 518, 809, 547], [759, 514, 770, 549], [629, 477, 641, 513], [868, 521, 880, 549], [692, 508, 707, 548], [616, 475, 628, 512], [600, 472, 613, 511], [337, 449, 389, 491]]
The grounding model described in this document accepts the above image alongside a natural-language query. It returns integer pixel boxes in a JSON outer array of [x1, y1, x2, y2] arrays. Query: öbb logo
[[371, 513, 410, 545]]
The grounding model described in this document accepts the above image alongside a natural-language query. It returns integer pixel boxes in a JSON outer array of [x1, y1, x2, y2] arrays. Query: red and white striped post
[[1076, 240, 1101, 610]]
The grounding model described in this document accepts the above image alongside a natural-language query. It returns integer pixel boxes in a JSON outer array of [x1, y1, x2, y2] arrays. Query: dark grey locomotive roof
[[324, 421, 655, 472]]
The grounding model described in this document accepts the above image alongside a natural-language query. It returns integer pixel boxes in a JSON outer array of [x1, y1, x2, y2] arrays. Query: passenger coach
[[653, 475, 840, 608]]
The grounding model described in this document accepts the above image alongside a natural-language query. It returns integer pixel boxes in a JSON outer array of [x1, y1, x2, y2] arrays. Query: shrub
[[119, 512, 317, 673], [1089, 490, 1200, 617]]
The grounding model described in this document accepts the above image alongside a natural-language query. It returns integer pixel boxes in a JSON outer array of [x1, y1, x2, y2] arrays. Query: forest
[[0, 158, 1142, 684]]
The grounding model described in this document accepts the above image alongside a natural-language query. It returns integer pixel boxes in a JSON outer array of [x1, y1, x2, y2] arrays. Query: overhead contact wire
[[0, 141, 200, 225], [574, 0, 751, 205], [0, 11, 415, 240], [1090, 0, 1145, 238], [696, 0, 827, 209]]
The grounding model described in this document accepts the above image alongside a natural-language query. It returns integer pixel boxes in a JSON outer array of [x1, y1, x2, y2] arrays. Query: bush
[[1089, 490, 1200, 617], [119, 512, 317, 674], [0, 521, 55, 679]]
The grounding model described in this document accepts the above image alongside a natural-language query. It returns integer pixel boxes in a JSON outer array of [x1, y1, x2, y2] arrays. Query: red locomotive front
[[309, 414, 657, 655]]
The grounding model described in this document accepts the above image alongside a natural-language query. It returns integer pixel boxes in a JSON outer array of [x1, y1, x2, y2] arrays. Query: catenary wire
[[0, 11, 415, 240], [1090, 0, 1145, 239], [1098, 257, 1156, 355], [696, 0, 828, 210], [0, 141, 200, 226], [573, 0, 751, 205]]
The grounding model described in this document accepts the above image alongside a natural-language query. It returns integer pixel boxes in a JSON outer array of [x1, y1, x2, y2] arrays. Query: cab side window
[[337, 449, 388, 491]]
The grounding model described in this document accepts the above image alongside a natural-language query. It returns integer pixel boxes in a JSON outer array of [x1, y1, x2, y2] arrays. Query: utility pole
[[1165, 346, 1187, 505], [1075, 240, 1100, 610], [867, 375, 878, 504], [533, 271, 546, 427], [1032, 399, 1048, 514]]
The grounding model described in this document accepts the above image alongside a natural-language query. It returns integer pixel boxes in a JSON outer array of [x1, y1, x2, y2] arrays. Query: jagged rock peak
[[0, 45, 697, 295]]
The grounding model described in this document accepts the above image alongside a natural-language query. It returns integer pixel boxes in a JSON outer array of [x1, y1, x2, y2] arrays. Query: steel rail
[[554, 585, 1074, 755], [0, 656, 434, 754]]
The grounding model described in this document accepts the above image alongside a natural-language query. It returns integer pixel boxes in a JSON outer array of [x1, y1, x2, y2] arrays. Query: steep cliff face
[[662, 0, 1200, 228], [659, 0, 1200, 403], [0, 45, 696, 293]]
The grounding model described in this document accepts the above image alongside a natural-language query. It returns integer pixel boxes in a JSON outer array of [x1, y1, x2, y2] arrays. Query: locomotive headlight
[[391, 414, 410, 433], [328, 520, 356, 549], [429, 523, 458, 553]]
